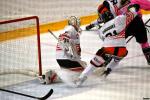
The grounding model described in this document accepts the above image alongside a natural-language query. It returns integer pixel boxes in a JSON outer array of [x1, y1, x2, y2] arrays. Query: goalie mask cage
[[0, 16, 42, 78]]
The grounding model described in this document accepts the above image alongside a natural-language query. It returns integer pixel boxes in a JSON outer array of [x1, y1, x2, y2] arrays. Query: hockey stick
[[48, 29, 80, 59], [48, 29, 59, 41], [48, 29, 69, 50], [126, 36, 134, 43], [145, 18, 150, 27], [145, 18, 150, 33], [0, 88, 53, 100]]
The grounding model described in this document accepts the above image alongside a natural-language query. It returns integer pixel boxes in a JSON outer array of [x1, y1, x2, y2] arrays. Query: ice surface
[[0, 15, 150, 100]]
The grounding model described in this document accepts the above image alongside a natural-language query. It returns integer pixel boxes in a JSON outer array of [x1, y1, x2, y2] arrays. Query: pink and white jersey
[[56, 25, 81, 59], [106, 0, 132, 15], [131, 0, 150, 10], [98, 11, 137, 47], [107, 0, 150, 15], [91, 0, 130, 26], [107, 0, 123, 9]]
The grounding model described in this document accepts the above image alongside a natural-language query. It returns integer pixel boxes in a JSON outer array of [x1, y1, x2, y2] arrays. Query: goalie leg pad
[[56, 59, 85, 72]]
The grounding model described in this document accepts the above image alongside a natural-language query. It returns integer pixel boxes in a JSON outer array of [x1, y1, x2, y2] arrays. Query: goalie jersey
[[98, 11, 137, 47], [56, 25, 81, 59]]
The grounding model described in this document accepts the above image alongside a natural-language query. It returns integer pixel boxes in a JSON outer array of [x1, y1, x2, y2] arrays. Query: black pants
[[125, 15, 148, 43], [56, 59, 82, 69]]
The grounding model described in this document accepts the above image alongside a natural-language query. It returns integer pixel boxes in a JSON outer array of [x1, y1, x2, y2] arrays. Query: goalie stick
[[48, 29, 80, 59], [0, 88, 53, 100]]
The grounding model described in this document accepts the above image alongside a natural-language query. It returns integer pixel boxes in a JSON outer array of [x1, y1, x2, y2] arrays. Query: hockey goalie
[[39, 16, 87, 87]]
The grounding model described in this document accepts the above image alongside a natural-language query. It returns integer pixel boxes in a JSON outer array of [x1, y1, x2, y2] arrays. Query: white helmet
[[68, 16, 80, 28]]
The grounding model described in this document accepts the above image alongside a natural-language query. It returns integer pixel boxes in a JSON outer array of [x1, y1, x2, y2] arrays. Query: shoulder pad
[[64, 25, 76, 33]]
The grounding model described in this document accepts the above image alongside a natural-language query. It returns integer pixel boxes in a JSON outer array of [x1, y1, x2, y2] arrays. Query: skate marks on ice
[[52, 65, 150, 100], [0, 66, 149, 100], [0, 76, 105, 100], [71, 65, 150, 100], [42, 65, 148, 100]]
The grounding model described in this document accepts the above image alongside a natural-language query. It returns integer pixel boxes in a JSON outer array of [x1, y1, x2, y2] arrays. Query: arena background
[[0, 0, 150, 100]]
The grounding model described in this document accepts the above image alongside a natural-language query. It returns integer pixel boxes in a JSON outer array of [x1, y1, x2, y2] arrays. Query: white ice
[[0, 15, 150, 100]]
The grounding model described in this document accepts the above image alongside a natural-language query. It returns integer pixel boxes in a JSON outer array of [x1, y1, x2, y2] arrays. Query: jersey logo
[[105, 30, 118, 37]]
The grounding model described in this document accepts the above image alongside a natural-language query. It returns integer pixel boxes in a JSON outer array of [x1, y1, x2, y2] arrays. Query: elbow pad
[[128, 4, 140, 12]]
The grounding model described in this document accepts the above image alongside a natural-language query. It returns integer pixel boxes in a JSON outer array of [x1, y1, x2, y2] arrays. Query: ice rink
[[0, 14, 150, 100], [0, 0, 150, 99]]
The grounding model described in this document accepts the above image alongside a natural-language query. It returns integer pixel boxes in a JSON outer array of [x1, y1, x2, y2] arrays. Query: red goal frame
[[0, 16, 42, 76]]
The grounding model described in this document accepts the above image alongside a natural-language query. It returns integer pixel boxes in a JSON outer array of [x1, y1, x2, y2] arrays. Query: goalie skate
[[38, 75, 46, 84]]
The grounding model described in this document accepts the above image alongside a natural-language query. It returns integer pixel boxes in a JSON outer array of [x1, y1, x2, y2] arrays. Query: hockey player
[[86, 0, 150, 65], [131, 0, 150, 10], [39, 16, 86, 87], [75, 2, 139, 86]]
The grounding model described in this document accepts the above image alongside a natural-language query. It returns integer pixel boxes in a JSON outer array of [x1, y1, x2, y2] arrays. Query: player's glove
[[85, 24, 95, 30]]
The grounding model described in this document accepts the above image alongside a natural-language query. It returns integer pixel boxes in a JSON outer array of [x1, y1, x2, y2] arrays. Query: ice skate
[[74, 76, 87, 87], [38, 75, 46, 84]]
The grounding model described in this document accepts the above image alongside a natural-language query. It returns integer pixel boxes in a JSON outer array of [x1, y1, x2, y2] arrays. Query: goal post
[[0, 16, 42, 77]]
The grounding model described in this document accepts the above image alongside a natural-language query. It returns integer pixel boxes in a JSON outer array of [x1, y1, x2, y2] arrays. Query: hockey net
[[0, 16, 42, 87]]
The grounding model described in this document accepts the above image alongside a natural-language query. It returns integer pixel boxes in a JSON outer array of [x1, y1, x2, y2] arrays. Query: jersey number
[[110, 0, 118, 5], [105, 30, 118, 37]]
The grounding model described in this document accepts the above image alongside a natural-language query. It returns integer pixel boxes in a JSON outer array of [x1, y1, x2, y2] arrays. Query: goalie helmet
[[68, 16, 80, 28]]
